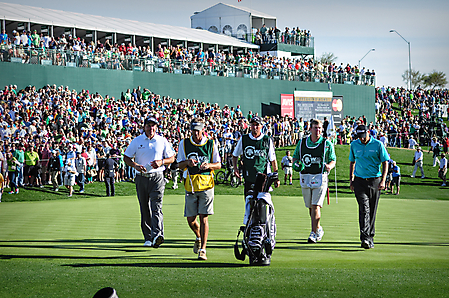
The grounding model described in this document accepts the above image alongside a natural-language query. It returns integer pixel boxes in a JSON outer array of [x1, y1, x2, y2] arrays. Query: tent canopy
[[0, 1, 259, 49]]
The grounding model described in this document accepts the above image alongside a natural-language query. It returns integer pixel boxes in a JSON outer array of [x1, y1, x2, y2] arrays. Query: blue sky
[[4, 0, 449, 88]]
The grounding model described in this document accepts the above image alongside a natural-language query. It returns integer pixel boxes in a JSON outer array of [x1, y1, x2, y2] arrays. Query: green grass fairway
[[1, 194, 448, 297]]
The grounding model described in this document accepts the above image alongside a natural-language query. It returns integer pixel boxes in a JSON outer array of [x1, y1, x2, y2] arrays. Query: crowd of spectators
[[254, 25, 312, 47], [334, 87, 449, 151], [0, 82, 447, 196], [0, 29, 374, 85]]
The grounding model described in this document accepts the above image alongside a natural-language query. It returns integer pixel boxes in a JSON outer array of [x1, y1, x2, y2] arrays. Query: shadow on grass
[[63, 261, 246, 268], [22, 186, 103, 198], [275, 240, 449, 252], [0, 239, 235, 253]]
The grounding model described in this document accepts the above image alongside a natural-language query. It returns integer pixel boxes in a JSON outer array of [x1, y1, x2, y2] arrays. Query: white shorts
[[301, 174, 328, 208], [283, 166, 293, 175], [64, 173, 76, 186]]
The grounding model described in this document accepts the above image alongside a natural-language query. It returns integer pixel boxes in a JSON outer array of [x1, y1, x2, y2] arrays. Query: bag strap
[[321, 139, 326, 175]]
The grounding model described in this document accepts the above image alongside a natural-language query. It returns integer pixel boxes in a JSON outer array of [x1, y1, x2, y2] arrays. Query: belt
[[136, 172, 163, 178], [355, 176, 380, 181]]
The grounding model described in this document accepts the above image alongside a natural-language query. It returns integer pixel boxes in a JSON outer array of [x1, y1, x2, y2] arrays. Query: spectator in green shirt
[[13, 144, 25, 187], [31, 30, 40, 47], [24, 146, 40, 187]]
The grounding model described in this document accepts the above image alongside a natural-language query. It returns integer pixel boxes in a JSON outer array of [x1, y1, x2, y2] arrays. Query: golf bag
[[234, 172, 278, 266]]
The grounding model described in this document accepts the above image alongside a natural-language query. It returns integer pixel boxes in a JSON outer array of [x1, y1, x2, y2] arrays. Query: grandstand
[[0, 2, 376, 123]]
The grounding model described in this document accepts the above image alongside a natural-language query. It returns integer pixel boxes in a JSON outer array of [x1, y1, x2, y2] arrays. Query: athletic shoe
[[442, 183, 446, 187], [68, 194, 72, 197], [8, 191, 14, 194], [79, 190, 84, 193], [198, 249, 207, 260], [361, 240, 370, 249], [15, 189, 19, 194], [144, 240, 153, 247], [289, 182, 293, 185], [172, 185, 178, 189], [421, 175, 425, 179], [369, 242, 375, 249], [316, 226, 324, 242], [54, 188, 59, 192], [284, 182, 287, 185], [153, 235, 164, 248], [193, 238, 201, 254], [308, 231, 317, 243], [410, 175, 415, 178]]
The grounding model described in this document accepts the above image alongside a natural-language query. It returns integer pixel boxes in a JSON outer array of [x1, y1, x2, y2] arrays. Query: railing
[[0, 47, 375, 86], [226, 33, 314, 48]]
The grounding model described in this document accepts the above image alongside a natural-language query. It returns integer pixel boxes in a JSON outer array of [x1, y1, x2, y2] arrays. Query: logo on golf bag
[[248, 225, 267, 252]]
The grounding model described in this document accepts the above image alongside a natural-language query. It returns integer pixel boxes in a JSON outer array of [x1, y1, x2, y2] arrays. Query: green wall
[[0, 62, 375, 122]]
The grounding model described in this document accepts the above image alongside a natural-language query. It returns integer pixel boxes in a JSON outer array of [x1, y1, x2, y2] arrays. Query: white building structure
[[190, 3, 276, 42]]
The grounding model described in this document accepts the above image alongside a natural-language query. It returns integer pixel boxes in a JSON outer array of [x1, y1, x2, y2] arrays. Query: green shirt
[[293, 136, 336, 174], [24, 151, 39, 166], [13, 149, 24, 163], [142, 91, 151, 101]]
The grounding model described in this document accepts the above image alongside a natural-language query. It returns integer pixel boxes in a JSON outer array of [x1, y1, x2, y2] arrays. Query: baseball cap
[[355, 125, 368, 137], [190, 121, 205, 131], [144, 115, 158, 125], [250, 116, 263, 125]]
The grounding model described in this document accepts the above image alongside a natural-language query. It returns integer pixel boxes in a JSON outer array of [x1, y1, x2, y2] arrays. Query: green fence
[[1, 48, 375, 86], [0, 62, 376, 123]]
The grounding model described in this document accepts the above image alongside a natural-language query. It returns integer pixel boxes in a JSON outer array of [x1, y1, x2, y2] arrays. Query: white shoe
[[308, 231, 317, 243], [410, 175, 415, 178], [442, 183, 446, 187], [316, 226, 324, 242], [198, 249, 207, 260], [193, 237, 201, 254], [144, 240, 152, 247], [421, 176, 425, 179]]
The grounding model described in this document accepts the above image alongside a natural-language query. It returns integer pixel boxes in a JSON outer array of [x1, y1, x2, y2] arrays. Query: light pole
[[390, 29, 412, 90], [358, 48, 375, 70]]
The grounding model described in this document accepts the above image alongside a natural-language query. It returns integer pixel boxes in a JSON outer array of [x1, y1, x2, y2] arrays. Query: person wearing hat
[[349, 124, 389, 249], [408, 135, 417, 149], [63, 156, 77, 197], [124, 115, 175, 248], [232, 115, 280, 225], [391, 161, 401, 195], [177, 118, 221, 260], [411, 146, 425, 179], [292, 119, 336, 243]]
